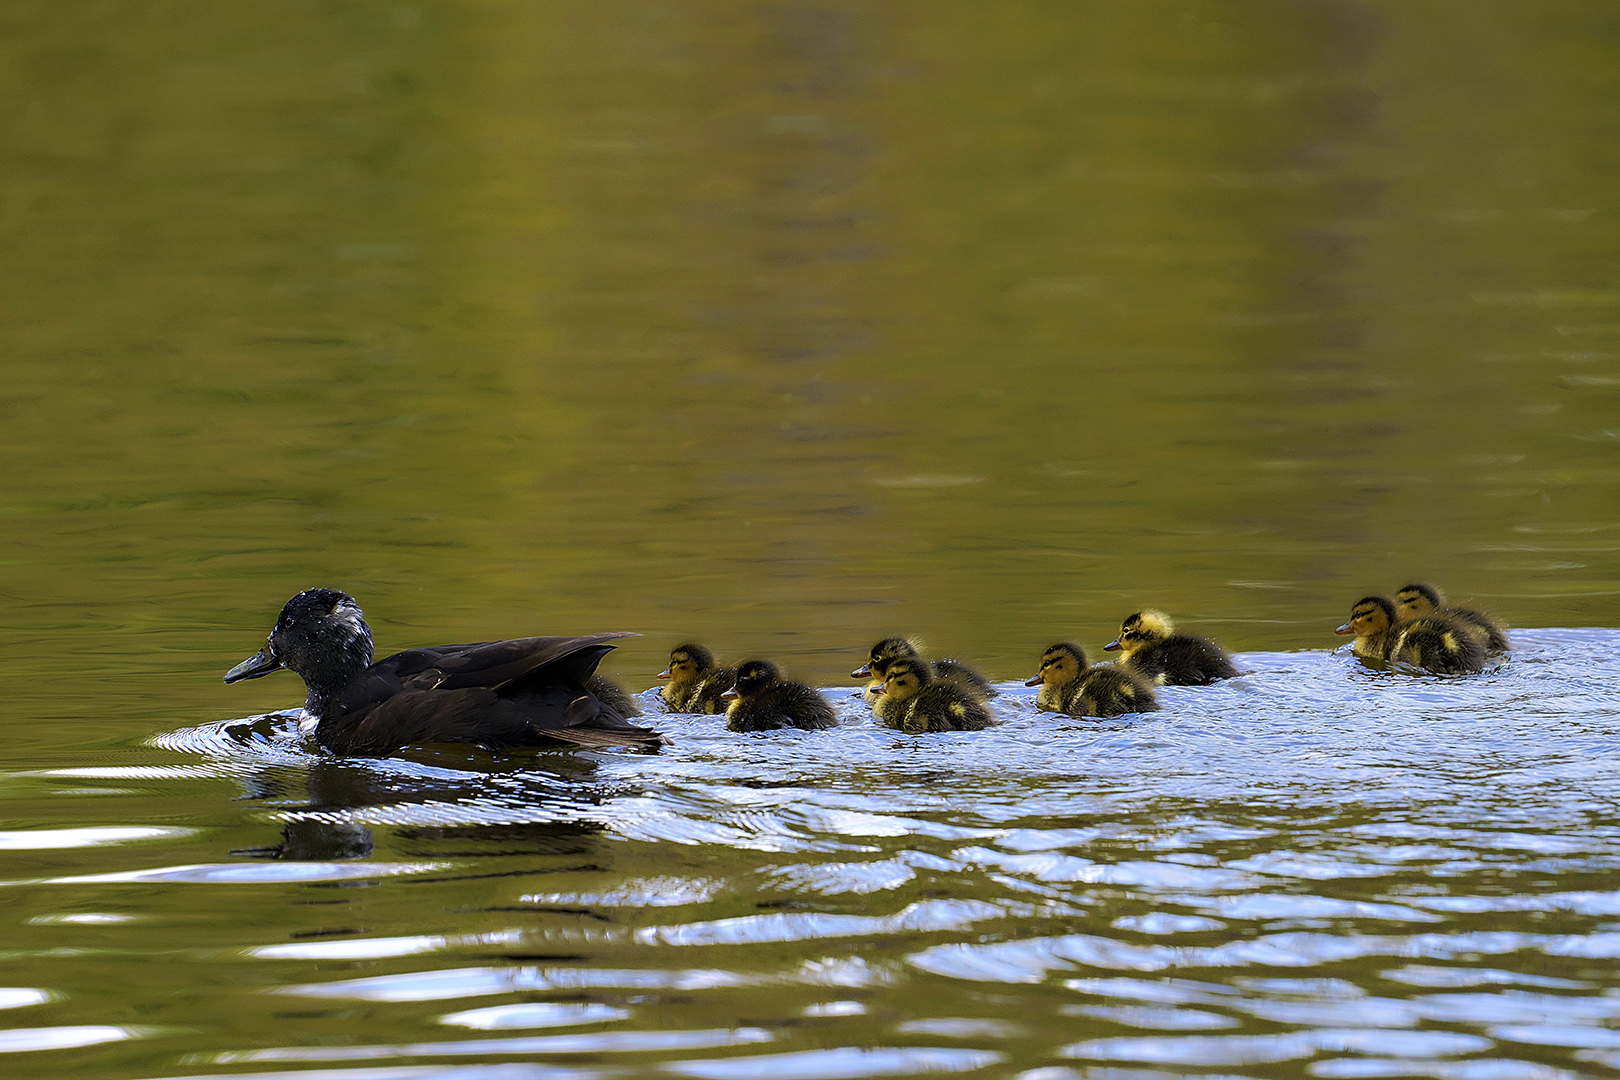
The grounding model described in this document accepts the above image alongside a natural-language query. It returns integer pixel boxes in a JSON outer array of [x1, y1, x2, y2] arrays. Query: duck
[[872, 657, 994, 733], [851, 637, 997, 705], [1103, 610, 1237, 685], [222, 589, 667, 755], [1395, 582, 1509, 653], [1025, 642, 1159, 718], [657, 643, 736, 714], [1335, 595, 1486, 674], [724, 659, 838, 732]]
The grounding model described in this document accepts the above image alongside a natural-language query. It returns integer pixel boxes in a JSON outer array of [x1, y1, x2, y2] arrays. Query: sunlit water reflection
[[6, 630, 1618, 1076]]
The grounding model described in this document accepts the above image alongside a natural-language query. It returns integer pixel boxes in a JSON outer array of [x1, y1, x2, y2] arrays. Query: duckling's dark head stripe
[[1397, 583, 1441, 606], [1353, 595, 1396, 623]]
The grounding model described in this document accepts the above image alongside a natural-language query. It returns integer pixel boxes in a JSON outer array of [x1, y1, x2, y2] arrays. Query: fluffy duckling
[[851, 637, 997, 705], [872, 657, 994, 734], [1335, 595, 1400, 660], [725, 659, 837, 733], [1395, 583, 1508, 653], [657, 643, 736, 714], [1103, 610, 1237, 686], [1025, 642, 1160, 718], [1335, 595, 1486, 674]]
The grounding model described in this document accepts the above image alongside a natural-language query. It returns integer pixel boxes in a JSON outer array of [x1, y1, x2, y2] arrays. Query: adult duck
[[223, 589, 666, 755]]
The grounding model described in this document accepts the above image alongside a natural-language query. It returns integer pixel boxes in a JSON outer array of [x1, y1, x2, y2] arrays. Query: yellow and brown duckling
[[872, 657, 994, 734], [657, 643, 736, 714], [1025, 642, 1160, 718], [724, 659, 838, 733], [1335, 595, 1486, 675], [852, 637, 997, 705], [1395, 583, 1509, 653], [1103, 610, 1238, 686]]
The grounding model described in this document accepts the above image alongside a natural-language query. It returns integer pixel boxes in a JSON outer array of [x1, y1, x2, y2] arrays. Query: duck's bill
[[224, 644, 283, 683], [656, 669, 671, 679], [1333, 623, 1355, 635], [850, 664, 871, 678], [1102, 639, 1122, 651], [1023, 675, 1043, 686]]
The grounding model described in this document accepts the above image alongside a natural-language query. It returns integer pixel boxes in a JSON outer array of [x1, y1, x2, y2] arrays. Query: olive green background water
[[3, 0, 1617, 716]]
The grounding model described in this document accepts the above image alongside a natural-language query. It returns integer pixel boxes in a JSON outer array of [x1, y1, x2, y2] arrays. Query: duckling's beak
[[1103, 639, 1122, 652], [871, 684, 886, 696], [224, 642, 283, 683], [656, 669, 672, 679], [720, 690, 738, 702], [1333, 623, 1355, 635], [850, 663, 871, 678], [1023, 674, 1044, 687]]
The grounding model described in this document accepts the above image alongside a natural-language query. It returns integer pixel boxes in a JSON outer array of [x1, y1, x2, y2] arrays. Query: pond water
[[2, 0, 1618, 1077]]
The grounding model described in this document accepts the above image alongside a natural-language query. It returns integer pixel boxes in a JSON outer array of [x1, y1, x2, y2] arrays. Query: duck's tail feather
[[544, 726, 670, 751]]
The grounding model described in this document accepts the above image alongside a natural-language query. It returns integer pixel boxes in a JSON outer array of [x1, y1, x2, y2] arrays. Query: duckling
[[657, 643, 736, 714], [1334, 595, 1400, 660], [1391, 615, 1487, 674], [586, 674, 641, 718], [1025, 642, 1160, 718], [851, 637, 997, 705], [1395, 583, 1508, 653], [1335, 595, 1486, 674], [725, 659, 837, 732], [872, 657, 994, 734], [223, 589, 667, 755], [1103, 610, 1237, 686]]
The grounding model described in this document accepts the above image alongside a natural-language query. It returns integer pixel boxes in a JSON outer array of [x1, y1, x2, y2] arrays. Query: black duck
[[223, 589, 666, 755]]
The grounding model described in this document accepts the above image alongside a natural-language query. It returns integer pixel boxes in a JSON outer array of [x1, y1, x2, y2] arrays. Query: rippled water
[[6, 630, 1619, 1077]]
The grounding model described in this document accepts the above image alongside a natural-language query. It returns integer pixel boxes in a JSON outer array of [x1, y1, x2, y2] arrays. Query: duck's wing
[[379, 633, 638, 691], [319, 633, 666, 754], [321, 684, 667, 755]]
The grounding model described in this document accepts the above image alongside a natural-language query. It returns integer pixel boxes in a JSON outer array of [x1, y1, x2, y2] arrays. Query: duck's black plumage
[[725, 659, 837, 732], [223, 589, 666, 755]]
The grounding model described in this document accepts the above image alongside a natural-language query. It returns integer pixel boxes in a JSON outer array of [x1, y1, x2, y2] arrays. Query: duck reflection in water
[[232, 751, 610, 862]]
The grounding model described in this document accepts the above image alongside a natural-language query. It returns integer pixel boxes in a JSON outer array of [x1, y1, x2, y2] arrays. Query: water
[[4, 0, 1620, 1076], [5, 631, 1619, 1076]]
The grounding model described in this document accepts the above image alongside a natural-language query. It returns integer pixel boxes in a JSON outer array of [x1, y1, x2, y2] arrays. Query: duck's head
[[1104, 610, 1173, 656], [877, 657, 931, 706], [730, 659, 782, 702], [1394, 583, 1443, 621], [1336, 595, 1395, 639], [1025, 641, 1087, 689], [851, 636, 921, 679], [224, 589, 375, 706], [659, 643, 717, 686]]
